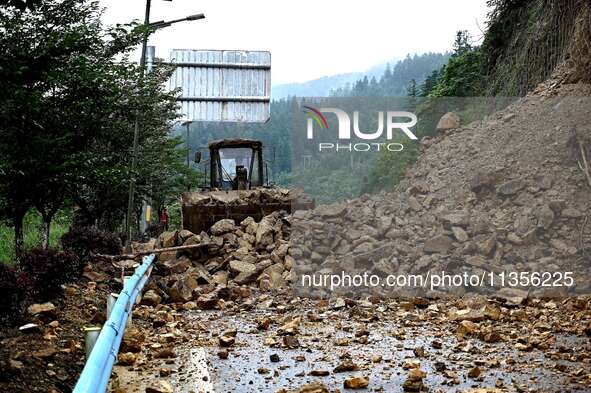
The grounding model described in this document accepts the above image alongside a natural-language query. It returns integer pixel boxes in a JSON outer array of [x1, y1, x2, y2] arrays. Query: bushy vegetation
[[428, 50, 484, 97], [0, 0, 198, 325], [421, 31, 485, 97], [0, 263, 26, 323], [61, 226, 122, 261], [19, 247, 82, 301]]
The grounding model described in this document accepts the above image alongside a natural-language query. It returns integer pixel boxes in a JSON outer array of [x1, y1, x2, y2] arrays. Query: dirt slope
[[401, 91, 591, 285]]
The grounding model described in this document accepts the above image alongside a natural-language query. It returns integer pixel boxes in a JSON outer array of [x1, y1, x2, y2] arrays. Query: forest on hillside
[[183, 0, 589, 206], [182, 51, 452, 203], [183, 32, 484, 204]]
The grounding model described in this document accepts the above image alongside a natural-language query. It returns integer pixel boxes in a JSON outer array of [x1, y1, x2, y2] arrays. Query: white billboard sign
[[169, 49, 271, 123]]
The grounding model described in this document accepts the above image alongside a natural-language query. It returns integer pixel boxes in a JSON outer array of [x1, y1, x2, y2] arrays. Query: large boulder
[[234, 270, 259, 285], [229, 260, 258, 284], [259, 263, 287, 290], [168, 276, 197, 303], [470, 172, 498, 194], [436, 112, 460, 131], [496, 179, 526, 196], [241, 217, 258, 235], [159, 231, 178, 248], [177, 229, 195, 243], [211, 271, 229, 285], [228, 260, 257, 275], [451, 226, 469, 242], [196, 290, 220, 310], [256, 215, 277, 248], [132, 238, 156, 253], [183, 234, 202, 246], [160, 257, 191, 274], [146, 381, 174, 393], [536, 205, 555, 230], [141, 290, 162, 307], [158, 250, 177, 263], [27, 302, 56, 318], [120, 327, 145, 353], [315, 203, 347, 218], [440, 212, 470, 228], [211, 219, 236, 235]]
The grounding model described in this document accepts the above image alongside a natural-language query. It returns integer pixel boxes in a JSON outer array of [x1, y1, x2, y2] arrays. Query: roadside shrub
[[61, 226, 122, 260], [19, 248, 82, 301], [0, 263, 26, 324]]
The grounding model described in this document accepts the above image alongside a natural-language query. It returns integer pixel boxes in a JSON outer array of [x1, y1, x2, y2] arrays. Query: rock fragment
[[343, 376, 369, 389]]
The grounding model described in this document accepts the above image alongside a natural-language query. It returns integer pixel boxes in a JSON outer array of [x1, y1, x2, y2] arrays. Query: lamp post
[[181, 120, 193, 191], [181, 120, 193, 168], [124, 1, 205, 249]]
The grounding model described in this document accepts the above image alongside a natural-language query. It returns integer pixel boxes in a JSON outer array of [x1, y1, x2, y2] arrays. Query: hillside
[[292, 0, 591, 298], [271, 57, 400, 99], [272, 53, 449, 99], [272, 71, 365, 99]]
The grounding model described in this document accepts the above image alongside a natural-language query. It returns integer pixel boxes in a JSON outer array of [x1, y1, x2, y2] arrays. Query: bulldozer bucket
[[181, 189, 314, 234]]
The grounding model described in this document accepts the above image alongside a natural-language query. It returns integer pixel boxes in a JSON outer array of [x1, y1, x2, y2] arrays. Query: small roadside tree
[[0, 0, 188, 256]]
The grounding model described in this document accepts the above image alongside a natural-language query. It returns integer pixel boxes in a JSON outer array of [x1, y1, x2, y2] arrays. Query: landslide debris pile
[[138, 210, 294, 308], [291, 95, 591, 297], [138, 95, 591, 303]]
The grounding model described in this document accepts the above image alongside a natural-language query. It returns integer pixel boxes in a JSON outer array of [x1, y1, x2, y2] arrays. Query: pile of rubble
[[136, 97, 591, 304], [181, 186, 313, 235], [140, 210, 294, 308], [182, 187, 310, 207], [290, 96, 591, 298]]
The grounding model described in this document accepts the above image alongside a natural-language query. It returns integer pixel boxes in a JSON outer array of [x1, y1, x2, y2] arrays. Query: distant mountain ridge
[[271, 58, 399, 99]]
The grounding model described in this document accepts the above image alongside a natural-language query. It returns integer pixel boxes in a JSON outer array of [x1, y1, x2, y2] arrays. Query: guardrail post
[[73, 254, 155, 393], [84, 327, 102, 359]]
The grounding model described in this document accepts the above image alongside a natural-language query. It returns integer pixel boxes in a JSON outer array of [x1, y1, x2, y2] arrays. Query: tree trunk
[[13, 211, 25, 262], [39, 210, 56, 250], [41, 219, 51, 249]]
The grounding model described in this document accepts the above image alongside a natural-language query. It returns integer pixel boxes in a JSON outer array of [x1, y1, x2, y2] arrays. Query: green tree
[[430, 49, 483, 96], [0, 0, 185, 256], [453, 30, 473, 56], [0, 0, 44, 11], [420, 69, 441, 96], [406, 79, 419, 97]]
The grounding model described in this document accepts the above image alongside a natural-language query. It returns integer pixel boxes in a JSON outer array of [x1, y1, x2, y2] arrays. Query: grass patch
[[168, 201, 183, 231], [0, 209, 71, 264]]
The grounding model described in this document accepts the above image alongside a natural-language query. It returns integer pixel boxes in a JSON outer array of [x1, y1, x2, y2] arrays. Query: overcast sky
[[99, 0, 490, 85]]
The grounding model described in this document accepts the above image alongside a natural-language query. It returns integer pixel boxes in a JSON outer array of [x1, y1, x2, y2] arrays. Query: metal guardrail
[[73, 254, 156, 393]]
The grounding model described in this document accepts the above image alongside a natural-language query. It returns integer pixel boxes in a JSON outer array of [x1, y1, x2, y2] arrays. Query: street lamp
[[181, 120, 193, 168], [125, 1, 205, 249], [181, 120, 193, 192], [149, 13, 205, 29]]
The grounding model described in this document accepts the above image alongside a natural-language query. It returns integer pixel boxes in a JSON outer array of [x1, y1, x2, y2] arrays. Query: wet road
[[112, 296, 591, 392]]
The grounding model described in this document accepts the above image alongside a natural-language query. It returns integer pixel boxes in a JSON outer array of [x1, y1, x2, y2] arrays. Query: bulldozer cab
[[208, 139, 264, 191]]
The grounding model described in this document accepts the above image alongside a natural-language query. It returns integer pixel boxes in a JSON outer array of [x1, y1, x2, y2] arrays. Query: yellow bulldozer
[[181, 138, 314, 234]]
